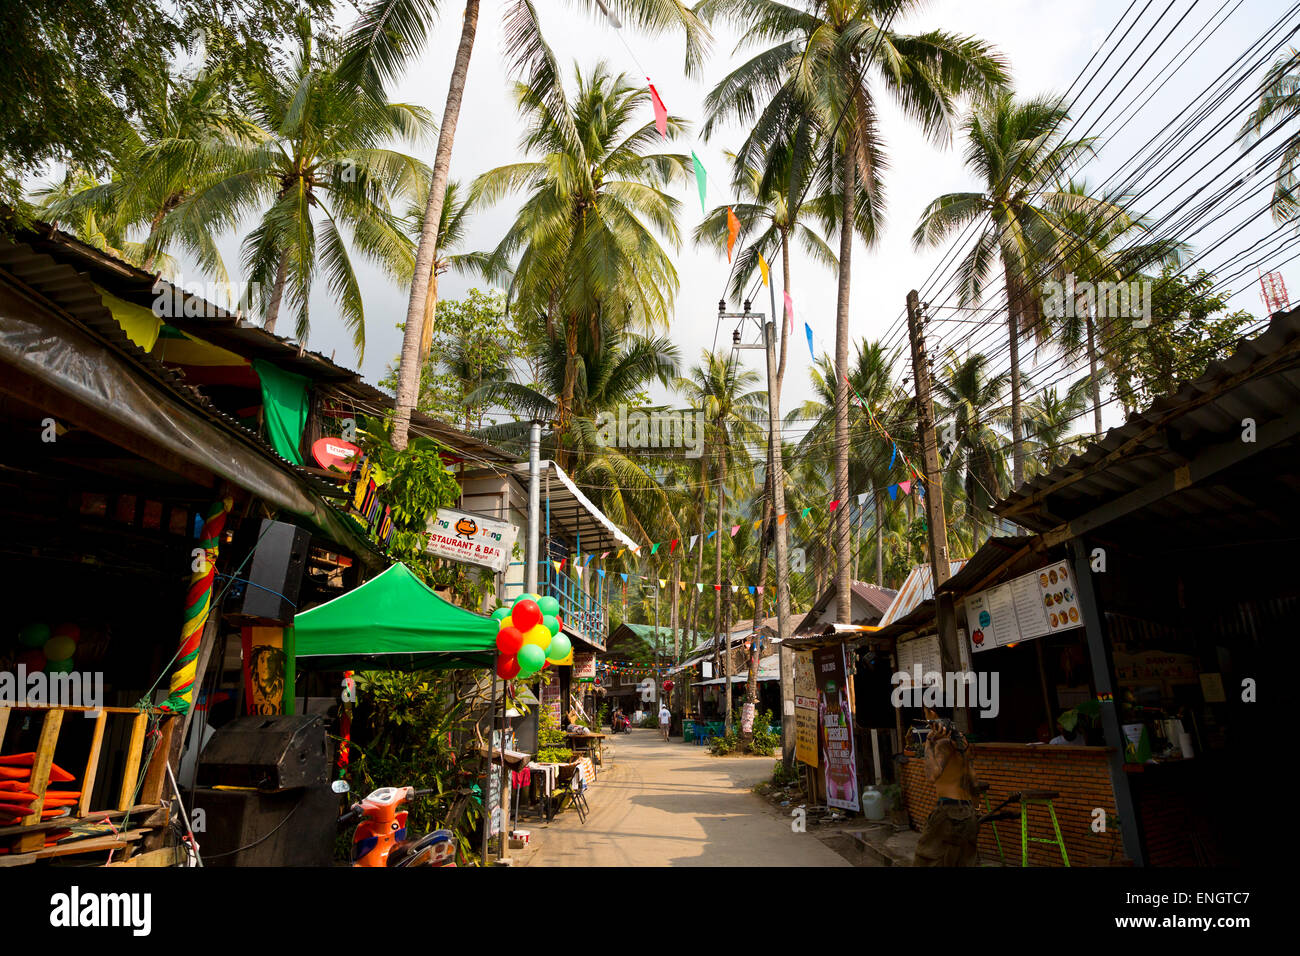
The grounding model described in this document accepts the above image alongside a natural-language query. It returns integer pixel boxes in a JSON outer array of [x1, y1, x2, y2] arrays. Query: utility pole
[[526, 421, 541, 594], [906, 290, 966, 727]]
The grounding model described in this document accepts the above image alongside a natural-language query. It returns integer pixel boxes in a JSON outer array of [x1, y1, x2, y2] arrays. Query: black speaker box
[[240, 518, 311, 624]]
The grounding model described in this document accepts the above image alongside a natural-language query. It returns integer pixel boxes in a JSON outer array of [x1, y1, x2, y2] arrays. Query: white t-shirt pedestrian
[[659, 705, 671, 725]]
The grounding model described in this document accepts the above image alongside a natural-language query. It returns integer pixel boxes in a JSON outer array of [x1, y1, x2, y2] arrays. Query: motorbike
[[611, 712, 631, 734], [335, 782, 457, 867]]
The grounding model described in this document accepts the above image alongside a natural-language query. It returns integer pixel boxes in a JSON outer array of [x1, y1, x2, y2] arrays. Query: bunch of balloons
[[491, 594, 572, 680], [14, 622, 80, 673]]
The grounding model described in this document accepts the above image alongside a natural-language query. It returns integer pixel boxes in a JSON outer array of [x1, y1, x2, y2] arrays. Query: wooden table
[[564, 732, 606, 766]]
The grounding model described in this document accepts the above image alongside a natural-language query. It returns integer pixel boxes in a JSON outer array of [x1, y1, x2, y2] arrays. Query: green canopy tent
[[289, 563, 498, 678]]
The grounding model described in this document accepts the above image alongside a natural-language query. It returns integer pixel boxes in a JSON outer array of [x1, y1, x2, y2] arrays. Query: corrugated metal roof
[[877, 560, 970, 626], [995, 308, 1300, 535]]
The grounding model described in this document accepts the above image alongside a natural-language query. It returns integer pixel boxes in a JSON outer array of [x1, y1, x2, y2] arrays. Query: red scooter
[[611, 712, 631, 734], [336, 784, 457, 867]]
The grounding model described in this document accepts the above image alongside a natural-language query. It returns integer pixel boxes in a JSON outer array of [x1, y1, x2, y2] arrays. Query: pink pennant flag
[[899, 480, 912, 495], [757, 586, 764, 594], [648, 81, 668, 139], [730, 524, 740, 537], [783, 290, 795, 335]]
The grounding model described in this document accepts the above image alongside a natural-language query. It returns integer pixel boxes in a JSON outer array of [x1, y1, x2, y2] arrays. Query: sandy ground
[[513, 728, 850, 867]]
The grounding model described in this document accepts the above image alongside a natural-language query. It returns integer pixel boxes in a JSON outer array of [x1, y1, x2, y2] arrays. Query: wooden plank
[[19, 708, 65, 852], [78, 711, 108, 818], [107, 845, 185, 867], [0, 804, 161, 839], [0, 706, 10, 749], [118, 712, 149, 811], [0, 828, 147, 866], [141, 717, 173, 805]]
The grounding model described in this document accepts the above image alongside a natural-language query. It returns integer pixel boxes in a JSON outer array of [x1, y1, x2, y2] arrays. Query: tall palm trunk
[[744, 473, 773, 742], [263, 252, 290, 333], [669, 557, 681, 710], [712, 448, 727, 680], [392, 0, 479, 450], [771, 232, 792, 651], [1004, 261, 1025, 488], [722, 568, 733, 734], [1085, 305, 1103, 439], [833, 151, 855, 624]]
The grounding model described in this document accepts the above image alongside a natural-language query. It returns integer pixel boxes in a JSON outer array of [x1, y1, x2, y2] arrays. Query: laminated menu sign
[[966, 561, 1083, 653], [814, 645, 859, 811]]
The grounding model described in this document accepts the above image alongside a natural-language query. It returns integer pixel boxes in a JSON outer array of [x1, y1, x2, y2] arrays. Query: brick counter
[[898, 743, 1126, 866]]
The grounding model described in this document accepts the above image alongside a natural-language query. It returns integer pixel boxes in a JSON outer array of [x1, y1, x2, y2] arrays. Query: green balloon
[[517, 644, 546, 674], [46, 657, 74, 673], [545, 634, 572, 662], [491, 607, 511, 621], [537, 596, 560, 617], [542, 615, 560, 637], [19, 623, 50, 648]]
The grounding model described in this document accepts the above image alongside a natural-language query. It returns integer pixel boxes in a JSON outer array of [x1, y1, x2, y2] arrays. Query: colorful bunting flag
[[747, 586, 756, 595], [801, 507, 811, 519], [707, 530, 717, 540], [899, 480, 912, 495], [730, 524, 740, 537], [778, 513, 787, 525], [783, 290, 795, 335], [758, 252, 770, 286], [651, 542, 660, 555], [689, 534, 698, 550], [648, 81, 668, 139], [888, 485, 898, 501], [670, 539, 679, 554], [829, 499, 840, 512], [805, 322, 815, 360], [697, 583, 704, 592], [757, 586, 764, 594], [659, 578, 667, 589], [726, 207, 740, 262], [857, 492, 868, 508], [692, 151, 707, 214], [889, 444, 897, 471], [552, 560, 561, 573], [620, 573, 628, 582]]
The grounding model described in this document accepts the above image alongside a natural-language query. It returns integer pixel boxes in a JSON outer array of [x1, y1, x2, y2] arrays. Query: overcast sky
[[218, 0, 1290, 439]]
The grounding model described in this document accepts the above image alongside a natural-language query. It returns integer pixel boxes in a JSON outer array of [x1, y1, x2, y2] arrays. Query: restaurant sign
[[965, 560, 1083, 654], [814, 645, 858, 811], [424, 508, 519, 573]]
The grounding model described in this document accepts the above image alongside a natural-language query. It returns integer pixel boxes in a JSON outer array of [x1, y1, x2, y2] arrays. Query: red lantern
[[663, 679, 675, 692]]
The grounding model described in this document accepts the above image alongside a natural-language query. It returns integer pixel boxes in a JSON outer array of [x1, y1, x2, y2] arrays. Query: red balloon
[[497, 655, 520, 680], [17, 648, 45, 671], [512, 599, 542, 632], [496, 626, 524, 655]]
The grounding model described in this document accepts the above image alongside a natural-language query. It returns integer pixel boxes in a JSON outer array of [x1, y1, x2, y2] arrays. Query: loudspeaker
[[240, 518, 311, 624]]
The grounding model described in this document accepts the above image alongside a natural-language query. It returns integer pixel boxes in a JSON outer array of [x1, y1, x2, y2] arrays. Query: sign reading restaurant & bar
[[424, 507, 519, 573]]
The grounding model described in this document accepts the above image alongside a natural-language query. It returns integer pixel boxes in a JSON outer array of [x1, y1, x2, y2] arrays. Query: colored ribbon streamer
[[161, 497, 233, 714]]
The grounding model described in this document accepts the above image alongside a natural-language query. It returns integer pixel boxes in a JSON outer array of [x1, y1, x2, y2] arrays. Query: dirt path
[[515, 728, 850, 867]]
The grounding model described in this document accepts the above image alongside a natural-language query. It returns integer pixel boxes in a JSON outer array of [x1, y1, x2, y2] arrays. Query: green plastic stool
[[973, 783, 1005, 865], [1018, 789, 1070, 867]]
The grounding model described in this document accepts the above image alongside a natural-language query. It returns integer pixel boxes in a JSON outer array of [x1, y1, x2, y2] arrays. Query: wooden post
[[118, 711, 149, 811], [78, 711, 108, 818], [17, 708, 64, 851]]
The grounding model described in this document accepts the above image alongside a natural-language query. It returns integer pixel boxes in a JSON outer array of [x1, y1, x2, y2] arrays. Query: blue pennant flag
[[889, 444, 897, 471], [805, 322, 815, 360], [598, 568, 606, 578], [707, 530, 717, 540], [620, 573, 628, 582], [888, 484, 898, 501]]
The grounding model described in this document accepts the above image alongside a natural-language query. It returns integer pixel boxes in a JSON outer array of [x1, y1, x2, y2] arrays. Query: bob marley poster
[[814, 645, 859, 812]]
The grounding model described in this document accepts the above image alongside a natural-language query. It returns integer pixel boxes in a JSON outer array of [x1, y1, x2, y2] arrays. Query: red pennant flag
[[670, 539, 679, 554], [648, 81, 668, 139], [726, 206, 740, 262], [829, 499, 841, 512], [714, 584, 721, 591]]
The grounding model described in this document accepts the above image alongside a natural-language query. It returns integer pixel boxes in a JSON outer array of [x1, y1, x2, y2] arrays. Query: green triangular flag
[[651, 542, 660, 555], [692, 151, 707, 214], [801, 507, 811, 519]]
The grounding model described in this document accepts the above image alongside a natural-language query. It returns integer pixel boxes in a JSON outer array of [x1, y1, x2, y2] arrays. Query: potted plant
[[880, 783, 908, 826]]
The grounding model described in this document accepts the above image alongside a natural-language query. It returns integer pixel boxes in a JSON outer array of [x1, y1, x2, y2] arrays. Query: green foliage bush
[[639, 713, 660, 729]]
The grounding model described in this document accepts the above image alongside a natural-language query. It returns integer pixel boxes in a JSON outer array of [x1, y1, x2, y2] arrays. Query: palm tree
[[1052, 179, 1186, 439], [790, 340, 907, 587], [341, 1, 712, 450], [914, 91, 1129, 488], [703, 0, 1007, 623], [472, 61, 692, 438], [34, 67, 258, 287], [470, 315, 682, 544], [934, 351, 1010, 546], [1241, 47, 1300, 223], [186, 24, 433, 355], [678, 351, 765, 733], [1023, 379, 1091, 475], [695, 135, 837, 644]]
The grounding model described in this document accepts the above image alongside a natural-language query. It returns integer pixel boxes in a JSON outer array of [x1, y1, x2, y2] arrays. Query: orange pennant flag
[[726, 206, 740, 262]]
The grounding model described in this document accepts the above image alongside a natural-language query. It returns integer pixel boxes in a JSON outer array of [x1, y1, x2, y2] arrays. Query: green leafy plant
[[536, 746, 574, 764], [772, 760, 801, 788]]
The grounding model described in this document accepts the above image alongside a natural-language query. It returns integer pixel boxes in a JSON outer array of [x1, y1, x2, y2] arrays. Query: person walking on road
[[659, 702, 672, 741]]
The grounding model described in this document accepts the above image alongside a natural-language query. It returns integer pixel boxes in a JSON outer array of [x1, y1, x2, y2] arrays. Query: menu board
[[966, 561, 1083, 653], [897, 634, 943, 680]]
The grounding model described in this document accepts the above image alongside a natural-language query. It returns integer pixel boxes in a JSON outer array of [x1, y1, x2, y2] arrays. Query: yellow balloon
[[523, 624, 552, 648], [500, 615, 514, 631]]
